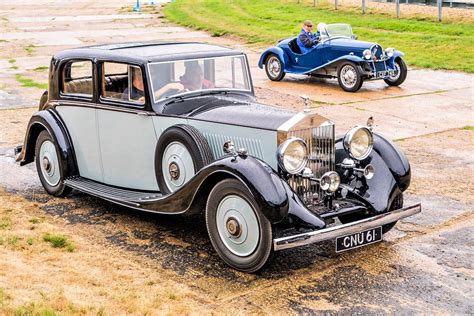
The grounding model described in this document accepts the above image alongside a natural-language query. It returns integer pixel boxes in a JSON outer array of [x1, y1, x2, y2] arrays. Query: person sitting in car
[[154, 62, 214, 99], [296, 20, 321, 54], [122, 67, 145, 102]]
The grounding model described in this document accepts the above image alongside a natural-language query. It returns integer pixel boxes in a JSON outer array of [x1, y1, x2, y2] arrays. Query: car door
[[297, 43, 326, 70], [96, 61, 159, 191], [55, 59, 103, 182]]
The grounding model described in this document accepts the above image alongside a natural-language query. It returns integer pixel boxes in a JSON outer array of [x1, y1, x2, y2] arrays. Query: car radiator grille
[[287, 122, 335, 205], [372, 44, 383, 61]]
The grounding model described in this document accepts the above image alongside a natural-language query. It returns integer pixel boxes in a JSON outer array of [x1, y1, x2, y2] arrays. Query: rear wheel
[[265, 54, 285, 81], [384, 58, 407, 86], [205, 179, 275, 272], [35, 130, 71, 197], [337, 61, 363, 92]]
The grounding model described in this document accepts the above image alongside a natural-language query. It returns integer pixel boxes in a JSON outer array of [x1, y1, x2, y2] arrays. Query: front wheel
[[384, 58, 407, 86], [337, 61, 363, 92], [205, 179, 274, 272], [35, 130, 71, 197], [265, 54, 285, 81]]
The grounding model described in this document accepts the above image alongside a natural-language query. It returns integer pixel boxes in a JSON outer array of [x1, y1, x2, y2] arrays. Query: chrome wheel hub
[[162, 141, 195, 192], [216, 195, 259, 256], [226, 217, 242, 238], [388, 63, 401, 81], [39, 140, 60, 186]]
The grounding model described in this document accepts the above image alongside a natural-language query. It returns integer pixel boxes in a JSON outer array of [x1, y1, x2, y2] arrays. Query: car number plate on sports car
[[335, 227, 382, 253], [376, 70, 395, 78]]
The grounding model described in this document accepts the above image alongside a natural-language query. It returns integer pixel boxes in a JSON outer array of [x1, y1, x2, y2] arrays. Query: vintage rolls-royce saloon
[[17, 42, 420, 272]]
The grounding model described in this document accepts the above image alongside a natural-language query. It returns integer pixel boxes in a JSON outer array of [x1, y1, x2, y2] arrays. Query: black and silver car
[[17, 42, 421, 272]]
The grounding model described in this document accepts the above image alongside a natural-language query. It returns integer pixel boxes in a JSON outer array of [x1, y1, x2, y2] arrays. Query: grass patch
[[29, 217, 41, 224], [7, 235, 19, 247], [163, 0, 474, 73], [0, 216, 12, 230], [8, 58, 15, 64], [33, 66, 49, 72], [43, 233, 75, 252], [462, 125, 474, 130], [15, 74, 48, 89], [24, 44, 35, 56]]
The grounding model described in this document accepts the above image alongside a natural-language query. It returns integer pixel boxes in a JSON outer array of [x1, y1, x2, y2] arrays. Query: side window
[[61, 60, 93, 97], [102, 62, 144, 105]]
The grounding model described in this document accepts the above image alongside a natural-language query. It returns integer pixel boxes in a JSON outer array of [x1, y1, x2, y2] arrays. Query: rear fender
[[18, 109, 78, 176], [258, 47, 289, 69]]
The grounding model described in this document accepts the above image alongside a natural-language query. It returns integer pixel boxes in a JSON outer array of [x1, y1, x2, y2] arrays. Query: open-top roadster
[[17, 42, 420, 272], [259, 23, 408, 92]]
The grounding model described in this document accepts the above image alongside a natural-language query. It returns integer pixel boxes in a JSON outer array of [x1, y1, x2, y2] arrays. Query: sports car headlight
[[385, 47, 394, 58], [343, 126, 374, 160], [277, 138, 308, 174], [363, 49, 372, 60]]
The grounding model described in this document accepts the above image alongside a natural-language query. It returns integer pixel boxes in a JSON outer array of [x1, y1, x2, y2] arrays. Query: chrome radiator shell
[[287, 121, 336, 204]]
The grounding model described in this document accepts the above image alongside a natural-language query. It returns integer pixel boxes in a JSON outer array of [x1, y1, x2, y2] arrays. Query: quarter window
[[61, 60, 93, 97], [101, 62, 145, 105]]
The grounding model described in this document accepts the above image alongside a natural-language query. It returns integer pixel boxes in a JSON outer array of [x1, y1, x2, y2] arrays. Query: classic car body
[[17, 42, 420, 272], [258, 24, 408, 92]]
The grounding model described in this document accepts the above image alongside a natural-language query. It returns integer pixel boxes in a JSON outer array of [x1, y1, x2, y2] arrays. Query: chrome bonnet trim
[[273, 203, 421, 251]]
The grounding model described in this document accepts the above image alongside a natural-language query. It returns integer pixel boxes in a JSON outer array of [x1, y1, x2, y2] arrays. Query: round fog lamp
[[320, 171, 340, 193]]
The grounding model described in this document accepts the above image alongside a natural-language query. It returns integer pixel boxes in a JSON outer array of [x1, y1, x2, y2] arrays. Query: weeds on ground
[[24, 44, 35, 56], [462, 126, 474, 130], [0, 216, 12, 230], [15, 74, 48, 89], [42, 233, 75, 252], [33, 66, 49, 72]]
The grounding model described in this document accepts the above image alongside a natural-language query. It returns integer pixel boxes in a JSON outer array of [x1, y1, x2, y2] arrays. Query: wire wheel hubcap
[[267, 57, 281, 78], [341, 65, 357, 88]]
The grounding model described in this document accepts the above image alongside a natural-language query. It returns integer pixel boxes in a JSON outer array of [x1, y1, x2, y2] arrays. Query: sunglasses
[[306, 25, 313, 27]]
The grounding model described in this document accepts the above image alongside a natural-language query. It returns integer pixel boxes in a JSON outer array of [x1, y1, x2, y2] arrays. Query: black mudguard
[[335, 132, 411, 214], [18, 109, 78, 176], [140, 155, 325, 227]]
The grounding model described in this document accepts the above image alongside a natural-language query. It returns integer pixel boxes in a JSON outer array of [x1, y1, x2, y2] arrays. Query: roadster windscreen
[[149, 55, 252, 103], [325, 24, 353, 39]]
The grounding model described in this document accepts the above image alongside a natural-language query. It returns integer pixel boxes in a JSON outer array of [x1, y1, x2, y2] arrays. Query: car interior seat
[[288, 38, 302, 55]]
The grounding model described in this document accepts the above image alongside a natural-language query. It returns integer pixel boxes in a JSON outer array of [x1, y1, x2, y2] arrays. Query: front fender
[[335, 134, 409, 213], [258, 47, 289, 69], [140, 155, 325, 227], [18, 109, 78, 176]]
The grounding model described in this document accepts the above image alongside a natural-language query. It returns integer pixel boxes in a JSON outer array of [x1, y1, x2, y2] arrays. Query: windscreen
[[325, 24, 353, 39], [149, 55, 251, 102]]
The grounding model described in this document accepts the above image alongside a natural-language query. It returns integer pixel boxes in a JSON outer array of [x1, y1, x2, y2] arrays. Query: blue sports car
[[258, 24, 407, 92]]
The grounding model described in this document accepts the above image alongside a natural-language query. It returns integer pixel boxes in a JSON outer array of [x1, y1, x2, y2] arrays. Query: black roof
[[53, 41, 244, 64]]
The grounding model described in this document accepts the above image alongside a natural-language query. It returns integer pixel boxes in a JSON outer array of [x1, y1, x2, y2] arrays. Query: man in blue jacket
[[296, 20, 320, 54]]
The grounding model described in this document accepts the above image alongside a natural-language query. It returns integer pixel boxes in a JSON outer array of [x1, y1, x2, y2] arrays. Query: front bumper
[[273, 203, 421, 251]]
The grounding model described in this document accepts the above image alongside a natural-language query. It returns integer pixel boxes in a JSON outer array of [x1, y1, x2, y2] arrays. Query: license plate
[[335, 227, 382, 253], [376, 70, 395, 78]]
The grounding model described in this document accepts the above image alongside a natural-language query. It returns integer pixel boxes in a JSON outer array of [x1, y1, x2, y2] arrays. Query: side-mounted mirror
[[351, 34, 358, 40]]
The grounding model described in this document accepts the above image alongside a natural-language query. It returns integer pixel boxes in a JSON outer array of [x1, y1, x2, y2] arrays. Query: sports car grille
[[287, 122, 335, 205], [371, 45, 383, 61]]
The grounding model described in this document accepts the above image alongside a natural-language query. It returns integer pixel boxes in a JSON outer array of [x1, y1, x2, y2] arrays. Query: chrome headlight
[[343, 126, 373, 160], [277, 138, 308, 174], [363, 49, 372, 60], [385, 47, 394, 58]]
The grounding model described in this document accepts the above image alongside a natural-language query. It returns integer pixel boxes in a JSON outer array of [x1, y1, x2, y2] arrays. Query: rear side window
[[101, 62, 145, 106], [61, 60, 93, 97]]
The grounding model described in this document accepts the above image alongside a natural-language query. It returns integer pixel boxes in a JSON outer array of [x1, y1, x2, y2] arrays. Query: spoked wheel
[[339, 193, 404, 234], [337, 61, 363, 92], [265, 54, 285, 81], [206, 179, 275, 273], [384, 58, 407, 87], [35, 130, 71, 197], [155, 124, 213, 194]]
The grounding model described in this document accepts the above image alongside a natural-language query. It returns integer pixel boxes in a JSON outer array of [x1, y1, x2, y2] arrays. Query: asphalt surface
[[0, 0, 473, 313]]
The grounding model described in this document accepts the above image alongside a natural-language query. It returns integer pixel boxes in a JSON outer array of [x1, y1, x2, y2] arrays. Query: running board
[[64, 176, 162, 207]]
